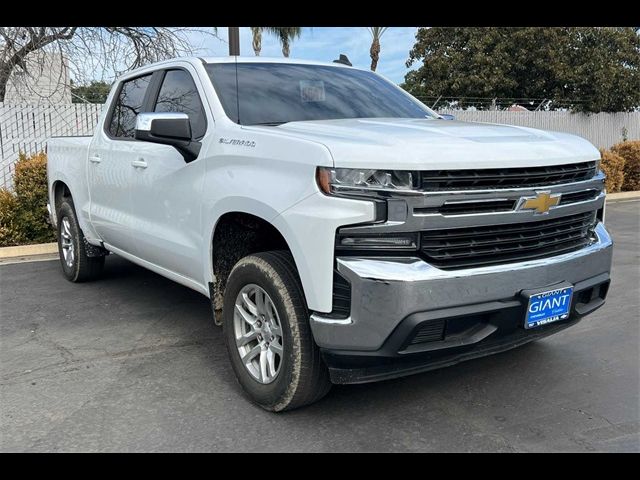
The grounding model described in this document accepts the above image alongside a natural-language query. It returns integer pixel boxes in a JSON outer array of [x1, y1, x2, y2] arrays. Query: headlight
[[317, 167, 419, 195]]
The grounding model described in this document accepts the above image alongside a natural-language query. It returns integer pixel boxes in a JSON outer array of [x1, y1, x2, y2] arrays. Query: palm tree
[[250, 27, 303, 57], [367, 27, 389, 72], [273, 27, 302, 57], [250, 27, 264, 56]]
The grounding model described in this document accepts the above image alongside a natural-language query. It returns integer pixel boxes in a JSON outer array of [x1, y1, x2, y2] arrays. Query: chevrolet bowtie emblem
[[519, 191, 561, 214]]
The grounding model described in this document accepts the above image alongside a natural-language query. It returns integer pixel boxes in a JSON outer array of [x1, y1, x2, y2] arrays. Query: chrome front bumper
[[310, 222, 613, 351]]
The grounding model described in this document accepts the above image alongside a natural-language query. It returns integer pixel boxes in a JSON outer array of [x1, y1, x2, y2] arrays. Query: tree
[[250, 27, 264, 56], [367, 27, 389, 72], [274, 27, 302, 58], [403, 27, 640, 113], [71, 80, 111, 104], [250, 27, 302, 57], [0, 27, 216, 102]]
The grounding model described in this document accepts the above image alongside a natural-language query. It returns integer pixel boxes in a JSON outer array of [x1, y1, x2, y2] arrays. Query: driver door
[[128, 67, 208, 282]]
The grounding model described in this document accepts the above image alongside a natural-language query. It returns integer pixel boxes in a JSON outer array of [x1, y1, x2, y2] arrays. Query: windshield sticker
[[300, 80, 325, 102]]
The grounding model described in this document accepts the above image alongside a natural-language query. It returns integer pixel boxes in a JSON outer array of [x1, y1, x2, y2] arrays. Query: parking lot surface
[[1, 201, 638, 452]]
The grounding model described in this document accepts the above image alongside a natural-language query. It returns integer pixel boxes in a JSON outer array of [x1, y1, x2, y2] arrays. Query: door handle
[[131, 158, 148, 169], [89, 156, 101, 164]]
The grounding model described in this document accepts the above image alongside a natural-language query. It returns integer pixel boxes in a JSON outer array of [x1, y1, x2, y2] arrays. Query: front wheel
[[222, 251, 331, 412]]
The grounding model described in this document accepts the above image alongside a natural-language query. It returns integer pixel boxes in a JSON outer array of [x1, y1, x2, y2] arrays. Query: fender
[[49, 175, 101, 244], [203, 197, 283, 287]]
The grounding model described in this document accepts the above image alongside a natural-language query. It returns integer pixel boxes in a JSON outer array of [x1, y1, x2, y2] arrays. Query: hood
[[250, 118, 600, 169]]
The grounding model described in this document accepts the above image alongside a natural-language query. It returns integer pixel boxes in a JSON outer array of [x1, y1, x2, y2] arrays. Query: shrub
[[0, 152, 55, 247], [0, 189, 26, 246], [599, 149, 626, 193], [611, 140, 640, 191]]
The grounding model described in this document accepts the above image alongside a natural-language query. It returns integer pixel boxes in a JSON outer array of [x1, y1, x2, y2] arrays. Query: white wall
[[4, 52, 72, 105]]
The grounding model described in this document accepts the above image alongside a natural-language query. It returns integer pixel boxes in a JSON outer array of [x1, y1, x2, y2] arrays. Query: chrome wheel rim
[[60, 217, 75, 269], [233, 284, 284, 384]]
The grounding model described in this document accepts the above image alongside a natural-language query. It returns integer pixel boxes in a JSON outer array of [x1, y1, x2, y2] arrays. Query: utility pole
[[228, 27, 240, 56]]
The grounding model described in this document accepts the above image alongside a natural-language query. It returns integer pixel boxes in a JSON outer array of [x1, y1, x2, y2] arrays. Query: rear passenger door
[[88, 73, 152, 252], [128, 67, 209, 282]]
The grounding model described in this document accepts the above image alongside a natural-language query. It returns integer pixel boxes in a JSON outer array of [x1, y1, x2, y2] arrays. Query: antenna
[[333, 54, 352, 66]]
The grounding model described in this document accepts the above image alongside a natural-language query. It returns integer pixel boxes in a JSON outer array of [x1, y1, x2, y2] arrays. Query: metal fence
[[0, 103, 638, 189], [0, 103, 103, 189], [438, 110, 640, 152]]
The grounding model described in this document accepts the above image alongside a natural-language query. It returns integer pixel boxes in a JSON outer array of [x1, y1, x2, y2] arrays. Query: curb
[[606, 191, 640, 202], [0, 242, 57, 259]]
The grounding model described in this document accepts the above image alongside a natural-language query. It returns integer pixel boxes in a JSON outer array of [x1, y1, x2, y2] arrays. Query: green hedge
[[0, 152, 55, 247]]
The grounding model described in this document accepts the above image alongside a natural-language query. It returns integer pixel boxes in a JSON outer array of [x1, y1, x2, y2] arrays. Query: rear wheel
[[222, 251, 331, 412], [56, 199, 104, 282]]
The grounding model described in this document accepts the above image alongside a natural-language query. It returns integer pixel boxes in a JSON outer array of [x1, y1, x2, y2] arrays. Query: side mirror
[[134, 112, 201, 162], [439, 114, 455, 121]]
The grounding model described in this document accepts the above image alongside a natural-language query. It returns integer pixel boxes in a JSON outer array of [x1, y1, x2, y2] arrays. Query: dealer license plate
[[525, 286, 573, 329]]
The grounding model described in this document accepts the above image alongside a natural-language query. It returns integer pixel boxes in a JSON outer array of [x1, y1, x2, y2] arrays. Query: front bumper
[[310, 222, 613, 384]]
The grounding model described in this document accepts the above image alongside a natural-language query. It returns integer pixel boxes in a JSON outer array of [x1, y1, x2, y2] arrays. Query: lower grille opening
[[400, 280, 609, 354], [445, 313, 490, 336], [408, 313, 491, 346], [576, 281, 609, 308], [409, 319, 445, 345]]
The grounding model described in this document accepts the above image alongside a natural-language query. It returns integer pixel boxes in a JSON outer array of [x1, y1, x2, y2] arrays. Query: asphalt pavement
[[1, 201, 638, 452]]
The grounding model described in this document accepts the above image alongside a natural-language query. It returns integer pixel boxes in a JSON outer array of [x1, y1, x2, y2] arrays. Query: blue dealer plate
[[525, 286, 573, 329]]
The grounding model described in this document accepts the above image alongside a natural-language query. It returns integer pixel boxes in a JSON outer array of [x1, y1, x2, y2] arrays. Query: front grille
[[421, 211, 597, 270], [414, 188, 600, 217], [559, 189, 599, 205], [421, 161, 597, 191], [415, 199, 516, 216]]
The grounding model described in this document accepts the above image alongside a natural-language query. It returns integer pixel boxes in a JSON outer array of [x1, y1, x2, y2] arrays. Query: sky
[[188, 27, 419, 84]]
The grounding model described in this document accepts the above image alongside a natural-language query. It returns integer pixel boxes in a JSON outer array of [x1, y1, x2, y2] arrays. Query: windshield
[[204, 62, 436, 125]]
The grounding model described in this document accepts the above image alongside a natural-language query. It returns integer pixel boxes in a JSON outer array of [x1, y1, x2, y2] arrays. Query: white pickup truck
[[47, 56, 613, 411]]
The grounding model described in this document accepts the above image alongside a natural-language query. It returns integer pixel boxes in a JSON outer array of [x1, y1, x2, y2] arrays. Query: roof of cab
[[202, 56, 355, 69], [117, 55, 360, 81]]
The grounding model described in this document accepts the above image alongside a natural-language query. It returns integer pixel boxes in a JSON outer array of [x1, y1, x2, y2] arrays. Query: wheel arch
[[51, 179, 73, 227], [208, 207, 305, 312]]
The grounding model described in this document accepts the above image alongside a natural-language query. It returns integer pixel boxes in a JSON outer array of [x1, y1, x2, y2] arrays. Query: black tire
[[222, 251, 331, 412], [56, 199, 104, 282]]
